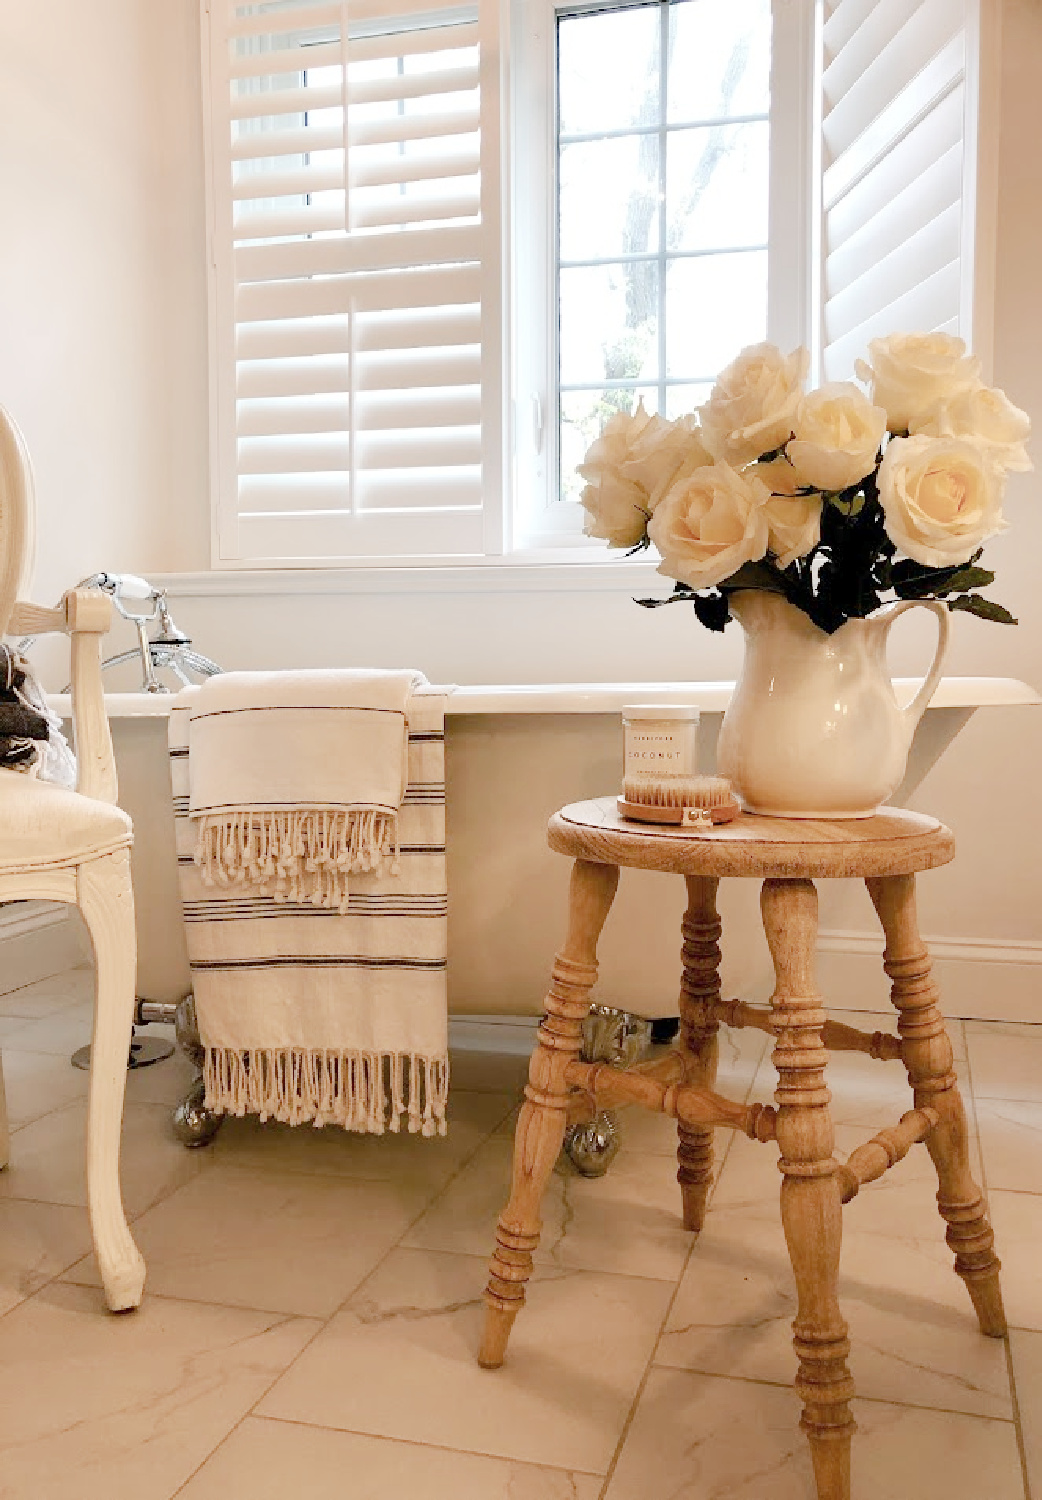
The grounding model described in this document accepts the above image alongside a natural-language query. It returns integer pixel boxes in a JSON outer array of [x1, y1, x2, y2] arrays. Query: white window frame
[[201, 0, 997, 573]]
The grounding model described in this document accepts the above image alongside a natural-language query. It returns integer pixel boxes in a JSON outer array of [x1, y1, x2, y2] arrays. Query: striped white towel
[[168, 673, 449, 1136]]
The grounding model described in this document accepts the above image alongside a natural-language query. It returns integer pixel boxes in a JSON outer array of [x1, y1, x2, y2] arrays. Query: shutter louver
[[204, 0, 502, 563], [815, 0, 979, 383]]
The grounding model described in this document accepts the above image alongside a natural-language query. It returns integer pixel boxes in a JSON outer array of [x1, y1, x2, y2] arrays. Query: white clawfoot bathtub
[[52, 678, 1037, 1022]]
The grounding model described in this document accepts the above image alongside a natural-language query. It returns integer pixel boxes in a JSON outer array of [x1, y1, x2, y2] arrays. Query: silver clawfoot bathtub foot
[[171, 994, 224, 1147], [172, 1076, 224, 1148], [562, 1005, 652, 1177]]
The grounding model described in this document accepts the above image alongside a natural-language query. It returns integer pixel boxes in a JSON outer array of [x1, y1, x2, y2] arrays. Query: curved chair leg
[[868, 874, 1005, 1337], [79, 849, 147, 1312], [479, 858, 619, 1369]]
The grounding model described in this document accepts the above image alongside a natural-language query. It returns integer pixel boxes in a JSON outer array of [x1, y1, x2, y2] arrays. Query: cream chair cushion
[[0, 768, 132, 870]]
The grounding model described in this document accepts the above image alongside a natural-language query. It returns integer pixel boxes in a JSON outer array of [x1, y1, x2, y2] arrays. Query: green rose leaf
[[937, 566, 995, 593], [635, 581, 697, 609], [720, 560, 788, 595], [948, 594, 1018, 625]]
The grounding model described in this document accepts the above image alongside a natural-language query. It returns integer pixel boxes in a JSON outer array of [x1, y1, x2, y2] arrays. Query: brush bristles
[[623, 774, 735, 809]]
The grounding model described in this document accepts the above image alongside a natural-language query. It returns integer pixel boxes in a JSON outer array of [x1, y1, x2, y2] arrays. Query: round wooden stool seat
[[549, 797, 955, 880]]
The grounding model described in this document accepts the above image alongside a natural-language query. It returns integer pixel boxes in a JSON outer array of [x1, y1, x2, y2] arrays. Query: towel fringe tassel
[[202, 1046, 449, 1136], [193, 807, 400, 912]]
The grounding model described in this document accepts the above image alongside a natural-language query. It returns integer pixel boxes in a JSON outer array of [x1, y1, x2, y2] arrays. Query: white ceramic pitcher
[[716, 590, 950, 818]]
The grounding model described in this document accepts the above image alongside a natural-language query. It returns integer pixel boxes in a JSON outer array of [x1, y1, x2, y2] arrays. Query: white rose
[[699, 343, 808, 467], [620, 413, 711, 513], [578, 404, 658, 547], [764, 494, 823, 567], [915, 384, 1032, 474], [855, 333, 981, 434], [877, 434, 1006, 567], [748, 457, 823, 567], [648, 462, 771, 589], [787, 382, 887, 492]]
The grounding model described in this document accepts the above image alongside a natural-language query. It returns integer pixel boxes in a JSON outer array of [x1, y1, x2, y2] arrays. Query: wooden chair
[[479, 797, 1005, 1500], [0, 405, 145, 1311]]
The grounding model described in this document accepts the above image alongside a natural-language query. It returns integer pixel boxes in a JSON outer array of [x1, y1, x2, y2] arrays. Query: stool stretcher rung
[[835, 1107, 940, 1203], [563, 1059, 777, 1142], [565, 1050, 687, 1124], [712, 998, 903, 1061]]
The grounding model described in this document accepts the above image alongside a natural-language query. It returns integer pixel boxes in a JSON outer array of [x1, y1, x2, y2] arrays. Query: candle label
[[624, 725, 696, 778]]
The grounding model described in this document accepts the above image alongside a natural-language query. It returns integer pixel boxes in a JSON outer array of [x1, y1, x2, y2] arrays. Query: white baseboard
[[816, 929, 1042, 1023], [448, 1015, 540, 1054], [449, 933, 1042, 1039], [0, 902, 90, 994]]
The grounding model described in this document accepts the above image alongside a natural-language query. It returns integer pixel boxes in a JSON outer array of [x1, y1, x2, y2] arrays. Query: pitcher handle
[[876, 598, 951, 729]]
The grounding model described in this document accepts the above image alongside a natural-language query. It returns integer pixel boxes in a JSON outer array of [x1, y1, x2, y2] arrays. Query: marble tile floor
[[0, 966, 1039, 1498]]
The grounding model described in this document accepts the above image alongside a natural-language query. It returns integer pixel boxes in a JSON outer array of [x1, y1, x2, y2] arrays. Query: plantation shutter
[[203, 0, 503, 564], [813, 0, 987, 383]]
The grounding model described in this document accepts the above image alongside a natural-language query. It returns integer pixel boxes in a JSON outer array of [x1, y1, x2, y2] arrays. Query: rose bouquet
[[578, 334, 1031, 634]]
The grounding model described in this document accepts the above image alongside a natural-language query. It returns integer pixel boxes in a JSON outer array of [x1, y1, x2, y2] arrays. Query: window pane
[[560, 262, 660, 387], [665, 381, 714, 419], [561, 385, 660, 504], [559, 136, 661, 262], [667, 0, 771, 122], [665, 250, 768, 378], [553, 0, 772, 517], [667, 121, 769, 251], [558, 6, 661, 136]]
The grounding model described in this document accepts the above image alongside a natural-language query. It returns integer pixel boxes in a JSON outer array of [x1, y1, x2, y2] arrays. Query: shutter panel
[[813, 0, 982, 383], [203, 0, 503, 564]]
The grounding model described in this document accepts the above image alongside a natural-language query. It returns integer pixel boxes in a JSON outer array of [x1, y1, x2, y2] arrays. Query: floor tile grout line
[[0, 969, 92, 1002], [647, 1360, 1018, 1424], [595, 1127, 752, 1497], [162, 1082, 528, 1496], [594, 1015, 1017, 1492], [166, 1312, 341, 1500], [9, 989, 1040, 1494], [170, 1037, 762, 1497], [595, 1027, 772, 1499], [55, 1240, 697, 1323], [1005, 1336, 1035, 1500], [964, 1033, 1033, 1500], [230, 1409, 609, 1478]]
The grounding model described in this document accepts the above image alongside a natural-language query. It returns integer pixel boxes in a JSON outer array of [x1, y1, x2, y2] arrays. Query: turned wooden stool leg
[[867, 874, 1006, 1338], [479, 857, 620, 1369], [763, 878, 855, 1500], [676, 874, 722, 1231]]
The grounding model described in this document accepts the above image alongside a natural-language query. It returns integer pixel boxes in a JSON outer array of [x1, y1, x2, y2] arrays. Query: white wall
[[2, 0, 1041, 1009], [0, 0, 210, 601]]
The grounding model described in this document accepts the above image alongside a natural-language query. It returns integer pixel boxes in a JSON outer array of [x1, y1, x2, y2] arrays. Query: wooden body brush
[[617, 774, 741, 826]]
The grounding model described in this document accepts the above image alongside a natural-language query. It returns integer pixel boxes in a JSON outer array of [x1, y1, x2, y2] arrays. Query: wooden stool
[[478, 798, 1005, 1500]]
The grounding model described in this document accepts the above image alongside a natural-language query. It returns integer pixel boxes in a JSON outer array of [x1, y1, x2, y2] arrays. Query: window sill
[[152, 552, 671, 599]]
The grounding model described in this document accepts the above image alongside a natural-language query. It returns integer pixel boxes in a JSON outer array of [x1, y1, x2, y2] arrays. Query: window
[[513, 0, 792, 547], [202, 0, 994, 567]]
